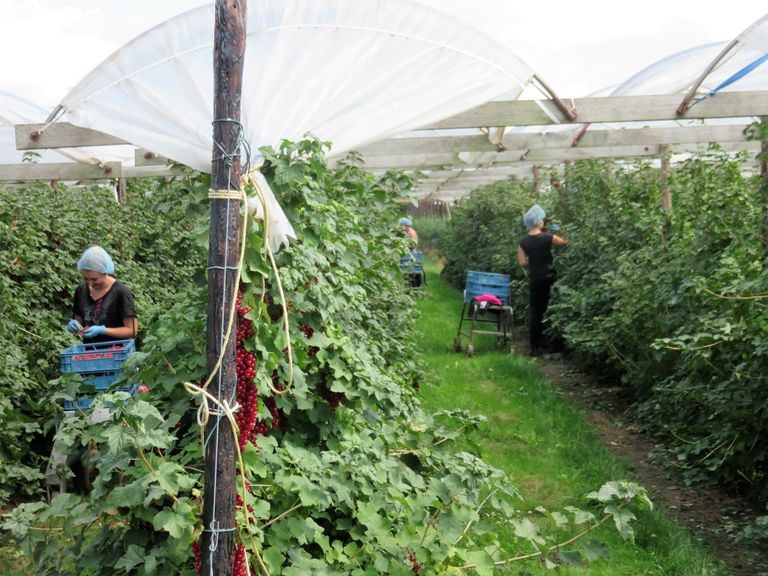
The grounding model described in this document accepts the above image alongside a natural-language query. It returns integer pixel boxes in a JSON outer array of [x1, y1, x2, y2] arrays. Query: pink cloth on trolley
[[473, 293, 503, 306]]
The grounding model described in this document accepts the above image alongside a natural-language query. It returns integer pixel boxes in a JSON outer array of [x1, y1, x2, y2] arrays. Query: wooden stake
[[202, 1, 246, 574], [660, 145, 672, 242]]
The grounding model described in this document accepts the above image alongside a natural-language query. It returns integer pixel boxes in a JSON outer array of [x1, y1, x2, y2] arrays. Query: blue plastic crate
[[83, 371, 121, 391], [60, 339, 135, 373], [63, 397, 94, 411], [63, 383, 136, 412], [464, 271, 511, 304], [400, 250, 424, 273]]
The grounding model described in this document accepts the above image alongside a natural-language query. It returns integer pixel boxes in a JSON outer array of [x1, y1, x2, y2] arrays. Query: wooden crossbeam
[[357, 141, 761, 170], [15, 122, 128, 149], [359, 124, 753, 157], [0, 161, 122, 181], [420, 91, 768, 129]]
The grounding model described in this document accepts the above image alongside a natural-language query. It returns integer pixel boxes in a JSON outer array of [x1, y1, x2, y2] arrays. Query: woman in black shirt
[[66, 246, 137, 343], [517, 205, 567, 356]]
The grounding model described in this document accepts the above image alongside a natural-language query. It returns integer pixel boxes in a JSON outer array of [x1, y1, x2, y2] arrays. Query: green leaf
[[114, 545, 146, 572]]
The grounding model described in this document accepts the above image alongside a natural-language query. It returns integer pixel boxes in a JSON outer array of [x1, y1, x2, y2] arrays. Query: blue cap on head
[[399, 217, 413, 226], [77, 246, 114, 274], [523, 205, 546, 229]]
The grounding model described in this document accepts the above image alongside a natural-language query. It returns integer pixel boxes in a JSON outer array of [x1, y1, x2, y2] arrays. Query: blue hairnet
[[523, 205, 546, 229], [399, 217, 413, 226], [77, 246, 115, 274]]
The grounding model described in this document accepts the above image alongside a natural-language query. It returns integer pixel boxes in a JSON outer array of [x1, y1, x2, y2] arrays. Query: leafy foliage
[[2, 138, 648, 574], [0, 177, 207, 504], [431, 147, 768, 503]]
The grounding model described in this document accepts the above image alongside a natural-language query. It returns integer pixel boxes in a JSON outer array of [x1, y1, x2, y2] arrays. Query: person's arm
[[102, 317, 138, 340], [552, 234, 568, 247], [517, 245, 528, 267]]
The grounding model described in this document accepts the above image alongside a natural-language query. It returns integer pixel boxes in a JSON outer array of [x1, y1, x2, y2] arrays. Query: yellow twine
[[208, 189, 244, 200], [241, 171, 294, 396]]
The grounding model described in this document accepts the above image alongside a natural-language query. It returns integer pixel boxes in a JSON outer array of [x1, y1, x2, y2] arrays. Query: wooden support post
[[202, 1, 246, 575], [660, 145, 672, 241], [116, 177, 127, 202], [532, 165, 541, 197]]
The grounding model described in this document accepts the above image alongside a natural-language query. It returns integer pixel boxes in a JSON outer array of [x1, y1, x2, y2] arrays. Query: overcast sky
[[0, 0, 765, 108]]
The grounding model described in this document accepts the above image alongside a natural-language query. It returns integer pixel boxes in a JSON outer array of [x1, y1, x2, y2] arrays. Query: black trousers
[[529, 276, 555, 352]]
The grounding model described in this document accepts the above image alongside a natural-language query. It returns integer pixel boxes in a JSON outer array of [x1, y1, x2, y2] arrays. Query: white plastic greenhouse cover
[[493, 13, 768, 164], [611, 13, 768, 97], [0, 91, 77, 165], [0, 90, 138, 168], [58, 0, 535, 172]]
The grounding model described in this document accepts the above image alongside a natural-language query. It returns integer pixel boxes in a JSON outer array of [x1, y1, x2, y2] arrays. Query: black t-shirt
[[73, 280, 137, 343], [519, 232, 556, 281]]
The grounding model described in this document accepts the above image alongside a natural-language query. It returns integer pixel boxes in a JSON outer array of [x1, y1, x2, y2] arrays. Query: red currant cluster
[[300, 323, 320, 357], [319, 371, 343, 412], [233, 542, 247, 576], [407, 550, 422, 574], [235, 483, 255, 514], [235, 292, 261, 450], [192, 540, 202, 575], [264, 395, 281, 429]]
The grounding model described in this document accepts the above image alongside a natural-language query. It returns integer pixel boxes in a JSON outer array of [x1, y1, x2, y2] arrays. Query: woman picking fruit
[[65, 246, 138, 343]]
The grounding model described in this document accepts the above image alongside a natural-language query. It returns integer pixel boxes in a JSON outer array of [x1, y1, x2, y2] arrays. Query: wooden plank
[[358, 124, 752, 157], [15, 122, 128, 149], [0, 162, 122, 181], [420, 91, 768, 129], [360, 141, 761, 170]]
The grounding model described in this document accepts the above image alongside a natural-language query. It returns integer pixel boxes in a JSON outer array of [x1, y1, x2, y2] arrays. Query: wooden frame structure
[[4, 90, 768, 199]]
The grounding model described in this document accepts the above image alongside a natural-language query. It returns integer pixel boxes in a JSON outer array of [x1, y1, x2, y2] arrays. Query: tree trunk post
[[202, 1, 247, 574]]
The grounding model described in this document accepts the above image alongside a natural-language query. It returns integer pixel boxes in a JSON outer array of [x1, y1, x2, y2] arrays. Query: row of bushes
[[0, 175, 208, 504], [430, 148, 768, 504], [2, 139, 649, 574]]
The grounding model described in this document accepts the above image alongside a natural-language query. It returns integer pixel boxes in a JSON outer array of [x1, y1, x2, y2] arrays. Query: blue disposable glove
[[82, 325, 107, 338], [550, 223, 561, 233], [67, 319, 83, 334]]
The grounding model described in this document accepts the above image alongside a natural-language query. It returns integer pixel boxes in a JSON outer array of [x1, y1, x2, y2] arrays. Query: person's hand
[[82, 325, 107, 338], [66, 319, 83, 334]]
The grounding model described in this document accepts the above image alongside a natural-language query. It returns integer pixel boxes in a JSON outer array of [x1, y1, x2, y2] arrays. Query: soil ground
[[530, 347, 768, 576]]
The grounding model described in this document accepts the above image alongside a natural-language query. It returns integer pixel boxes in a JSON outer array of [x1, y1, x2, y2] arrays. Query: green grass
[[414, 258, 728, 575]]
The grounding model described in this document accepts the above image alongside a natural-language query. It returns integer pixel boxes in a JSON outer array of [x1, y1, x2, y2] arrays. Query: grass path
[[413, 259, 728, 575]]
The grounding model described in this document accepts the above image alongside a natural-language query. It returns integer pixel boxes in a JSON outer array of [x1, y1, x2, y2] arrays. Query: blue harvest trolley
[[454, 271, 513, 357]]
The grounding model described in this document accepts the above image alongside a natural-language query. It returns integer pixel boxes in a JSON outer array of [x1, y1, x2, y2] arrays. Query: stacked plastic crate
[[59, 339, 137, 411]]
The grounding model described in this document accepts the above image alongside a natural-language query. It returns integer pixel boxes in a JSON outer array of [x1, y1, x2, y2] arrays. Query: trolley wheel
[[466, 344, 474, 357], [453, 338, 462, 353]]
